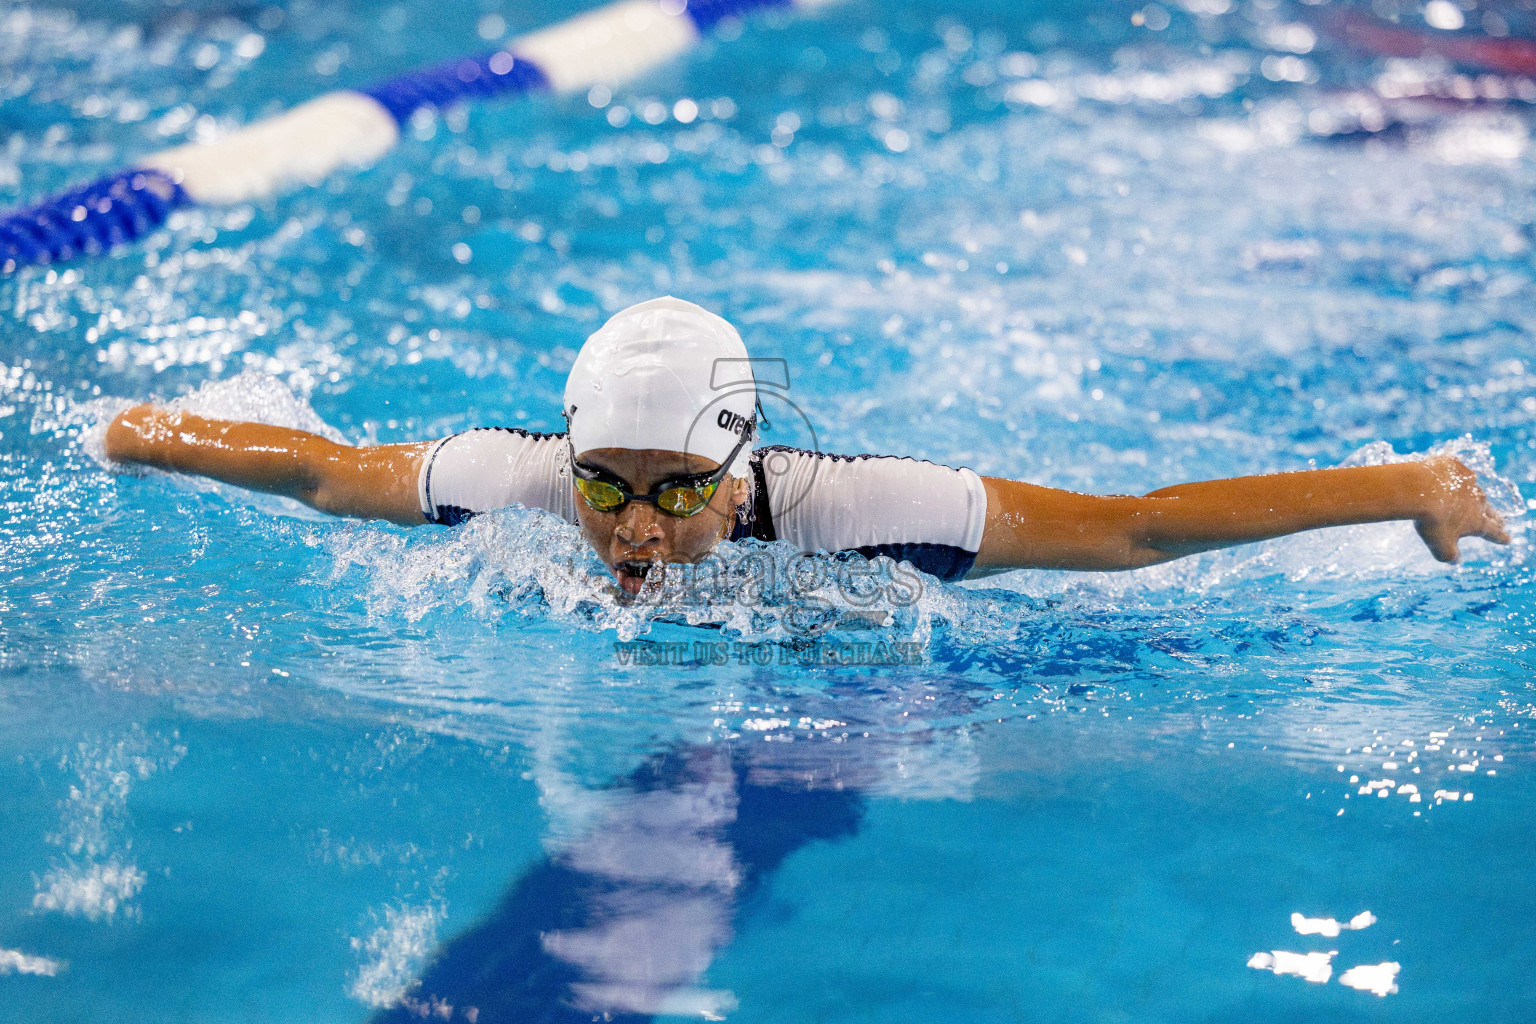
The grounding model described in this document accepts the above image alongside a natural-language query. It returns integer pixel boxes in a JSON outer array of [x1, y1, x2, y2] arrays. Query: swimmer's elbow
[[302, 440, 425, 525], [1116, 544, 1182, 570], [309, 484, 423, 527], [1096, 514, 1187, 570], [296, 441, 351, 515], [305, 479, 398, 522], [1081, 536, 1180, 571], [303, 469, 372, 520], [303, 480, 344, 516], [1062, 508, 1179, 570]]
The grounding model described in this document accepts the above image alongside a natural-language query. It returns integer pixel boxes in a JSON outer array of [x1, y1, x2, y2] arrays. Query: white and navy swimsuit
[[417, 429, 989, 581]]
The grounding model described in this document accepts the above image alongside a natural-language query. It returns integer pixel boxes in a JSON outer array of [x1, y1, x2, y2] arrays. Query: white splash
[[1291, 910, 1375, 938], [0, 948, 64, 977], [569, 981, 738, 1019], [1338, 961, 1400, 997], [326, 506, 987, 645], [1003, 53, 1251, 109], [349, 902, 446, 1009], [60, 395, 138, 468], [1247, 949, 1335, 983], [32, 861, 147, 921], [158, 370, 346, 442], [1431, 115, 1527, 165], [62, 369, 346, 472]]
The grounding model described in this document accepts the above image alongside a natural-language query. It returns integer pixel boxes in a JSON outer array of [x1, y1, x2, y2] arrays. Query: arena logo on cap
[[716, 409, 752, 437]]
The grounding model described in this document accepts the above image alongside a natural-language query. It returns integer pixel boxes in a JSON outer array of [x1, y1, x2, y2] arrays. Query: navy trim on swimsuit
[[854, 542, 976, 582], [728, 450, 775, 543], [738, 447, 976, 580], [481, 427, 565, 440], [755, 443, 894, 465], [421, 432, 454, 524], [432, 504, 477, 526]]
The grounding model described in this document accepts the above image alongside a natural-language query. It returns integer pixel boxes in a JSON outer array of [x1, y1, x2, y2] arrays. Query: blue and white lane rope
[[0, 0, 837, 274]]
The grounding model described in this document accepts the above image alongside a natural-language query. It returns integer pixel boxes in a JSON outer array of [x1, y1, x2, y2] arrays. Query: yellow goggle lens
[[575, 478, 626, 511], [659, 482, 715, 516]]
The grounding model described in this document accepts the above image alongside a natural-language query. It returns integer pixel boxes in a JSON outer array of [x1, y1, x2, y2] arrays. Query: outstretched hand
[[104, 403, 170, 463], [1413, 455, 1511, 563]]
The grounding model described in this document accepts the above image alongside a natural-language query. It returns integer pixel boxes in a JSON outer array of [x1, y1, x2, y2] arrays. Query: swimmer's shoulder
[[420, 426, 574, 525]]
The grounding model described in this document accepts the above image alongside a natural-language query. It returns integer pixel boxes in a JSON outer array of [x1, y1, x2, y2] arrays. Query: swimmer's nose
[[614, 502, 664, 546]]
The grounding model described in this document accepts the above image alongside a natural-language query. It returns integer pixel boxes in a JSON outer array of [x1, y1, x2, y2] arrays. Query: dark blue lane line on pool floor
[[370, 744, 863, 1023]]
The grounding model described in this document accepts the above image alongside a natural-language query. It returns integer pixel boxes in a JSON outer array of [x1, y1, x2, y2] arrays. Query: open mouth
[[614, 559, 657, 594]]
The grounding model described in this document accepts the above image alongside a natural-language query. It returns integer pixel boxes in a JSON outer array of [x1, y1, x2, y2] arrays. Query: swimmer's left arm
[[970, 456, 1510, 574]]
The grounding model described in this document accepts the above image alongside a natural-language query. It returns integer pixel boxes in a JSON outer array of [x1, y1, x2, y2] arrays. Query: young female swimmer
[[105, 296, 1509, 596]]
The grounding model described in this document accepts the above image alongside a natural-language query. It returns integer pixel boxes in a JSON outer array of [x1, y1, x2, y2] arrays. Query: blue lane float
[[363, 51, 551, 126], [0, 0, 833, 274], [0, 170, 190, 272]]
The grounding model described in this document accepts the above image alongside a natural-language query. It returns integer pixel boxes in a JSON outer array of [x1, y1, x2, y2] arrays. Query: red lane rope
[[1331, 10, 1536, 76]]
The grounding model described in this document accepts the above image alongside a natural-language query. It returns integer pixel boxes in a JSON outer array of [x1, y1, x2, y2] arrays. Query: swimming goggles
[[568, 422, 755, 518]]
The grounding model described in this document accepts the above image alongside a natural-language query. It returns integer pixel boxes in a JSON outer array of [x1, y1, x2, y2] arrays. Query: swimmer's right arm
[[104, 404, 431, 526]]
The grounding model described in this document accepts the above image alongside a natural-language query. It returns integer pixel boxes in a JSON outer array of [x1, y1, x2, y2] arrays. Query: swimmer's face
[[571, 448, 750, 597]]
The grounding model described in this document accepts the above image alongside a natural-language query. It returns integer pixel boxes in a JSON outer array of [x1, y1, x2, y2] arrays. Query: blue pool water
[[4, 0, 1536, 1019]]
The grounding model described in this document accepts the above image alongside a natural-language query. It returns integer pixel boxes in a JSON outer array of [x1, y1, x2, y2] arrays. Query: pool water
[[4, 0, 1536, 1020]]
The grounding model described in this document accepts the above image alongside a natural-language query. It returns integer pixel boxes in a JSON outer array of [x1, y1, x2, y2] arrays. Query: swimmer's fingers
[[1415, 520, 1462, 564], [1476, 502, 1512, 546], [1459, 474, 1511, 547]]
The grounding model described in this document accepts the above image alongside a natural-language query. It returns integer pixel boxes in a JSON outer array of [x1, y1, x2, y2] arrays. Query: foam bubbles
[[1247, 949, 1334, 984], [1338, 960, 1401, 997], [56, 370, 344, 474], [30, 730, 183, 922], [0, 948, 64, 977], [158, 370, 346, 440], [1291, 910, 1375, 938], [349, 902, 446, 1009], [323, 501, 1040, 647], [32, 861, 147, 921]]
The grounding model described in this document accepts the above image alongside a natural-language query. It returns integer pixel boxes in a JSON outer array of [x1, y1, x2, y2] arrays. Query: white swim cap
[[564, 296, 757, 477]]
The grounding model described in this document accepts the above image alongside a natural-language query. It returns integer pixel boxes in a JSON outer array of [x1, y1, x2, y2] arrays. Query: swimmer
[[104, 296, 1509, 595]]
